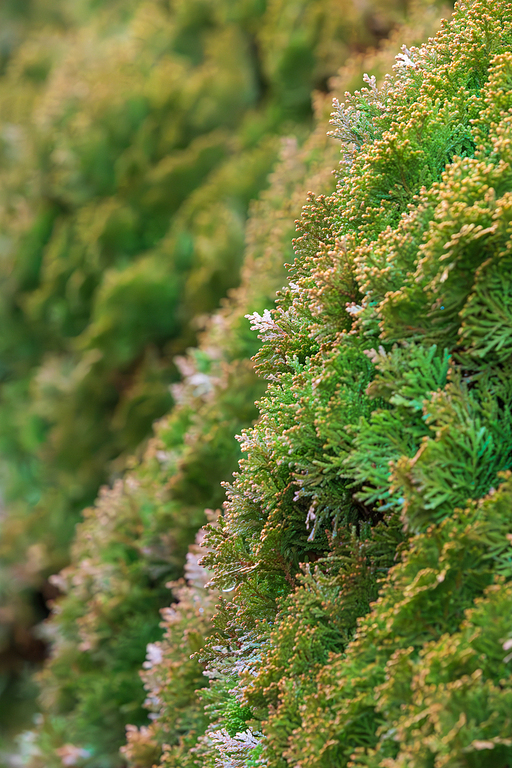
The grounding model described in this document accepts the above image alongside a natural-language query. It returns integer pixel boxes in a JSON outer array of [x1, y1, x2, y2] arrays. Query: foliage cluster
[[18, 112, 340, 766], [114, 2, 512, 768], [0, 0, 410, 741], [112, 4, 449, 767], [13, 2, 449, 763]]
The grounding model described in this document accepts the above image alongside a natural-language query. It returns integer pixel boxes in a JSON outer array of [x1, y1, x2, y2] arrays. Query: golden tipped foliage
[[24, 121, 339, 766], [0, 0, 412, 744], [145, 3, 512, 767]]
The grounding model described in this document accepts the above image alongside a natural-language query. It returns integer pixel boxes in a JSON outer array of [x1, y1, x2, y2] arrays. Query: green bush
[[19, 113, 339, 767], [0, 0, 410, 743], [116, 4, 451, 767], [121, 2, 512, 766], [18, 5, 449, 763]]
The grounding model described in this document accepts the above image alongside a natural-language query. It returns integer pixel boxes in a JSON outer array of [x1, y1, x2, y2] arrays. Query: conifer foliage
[[18, 107, 341, 766], [13, 3, 451, 763], [17, 0, 512, 766], [0, 0, 409, 739], [120, 2, 512, 766]]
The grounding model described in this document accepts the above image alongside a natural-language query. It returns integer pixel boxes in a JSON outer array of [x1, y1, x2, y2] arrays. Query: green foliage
[[286, 477, 512, 768], [108, 6, 451, 768], [22, 117, 340, 767], [222, 699, 253, 739], [8, 0, 489, 766], [120, 533, 217, 768], [134, 2, 512, 767], [30, 5, 445, 757], [0, 0, 412, 744]]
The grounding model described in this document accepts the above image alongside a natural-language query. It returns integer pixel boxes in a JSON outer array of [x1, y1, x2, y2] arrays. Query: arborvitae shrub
[[19, 3, 450, 762], [138, 2, 512, 766], [20, 120, 340, 767], [115, 5, 451, 768], [0, 0, 413, 743]]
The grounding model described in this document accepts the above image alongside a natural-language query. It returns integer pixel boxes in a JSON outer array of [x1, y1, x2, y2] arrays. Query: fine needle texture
[[0, 0, 417, 752], [135, 2, 512, 767]]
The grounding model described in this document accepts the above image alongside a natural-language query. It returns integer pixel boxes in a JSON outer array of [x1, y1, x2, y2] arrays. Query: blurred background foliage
[[21, 125, 339, 767], [0, 0, 449, 764]]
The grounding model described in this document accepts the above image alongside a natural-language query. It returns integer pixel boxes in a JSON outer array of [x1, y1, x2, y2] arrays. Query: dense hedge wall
[[16, 3, 450, 766], [20, 125, 339, 767], [107, 2, 512, 767], [18, 2, 512, 768], [0, 0, 414, 745]]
